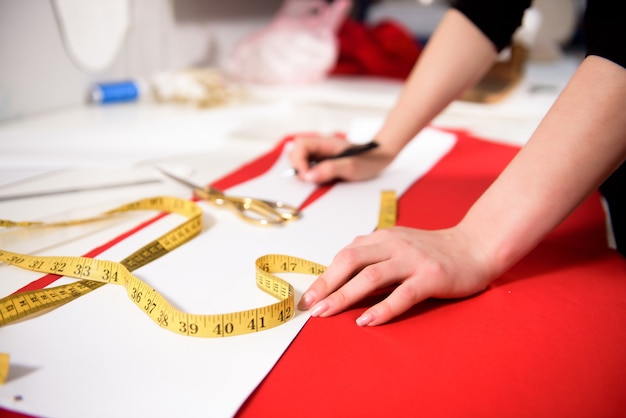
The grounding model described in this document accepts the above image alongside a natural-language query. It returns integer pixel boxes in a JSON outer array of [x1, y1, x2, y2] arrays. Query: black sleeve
[[584, 0, 626, 69], [452, 0, 532, 52], [587, 2, 626, 255]]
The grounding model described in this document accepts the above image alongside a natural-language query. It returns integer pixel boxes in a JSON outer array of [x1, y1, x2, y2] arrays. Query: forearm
[[288, 9, 500, 183], [460, 55, 626, 276], [375, 8, 498, 155]]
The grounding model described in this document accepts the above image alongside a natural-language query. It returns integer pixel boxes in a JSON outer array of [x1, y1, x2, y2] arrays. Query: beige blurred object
[[461, 43, 528, 104], [152, 68, 247, 108], [530, 0, 580, 61]]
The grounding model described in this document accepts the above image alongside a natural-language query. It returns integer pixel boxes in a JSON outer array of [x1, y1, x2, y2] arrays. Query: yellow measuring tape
[[0, 191, 396, 382], [0, 196, 203, 325]]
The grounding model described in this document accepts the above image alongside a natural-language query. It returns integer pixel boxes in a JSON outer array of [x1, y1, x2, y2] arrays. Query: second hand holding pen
[[283, 141, 379, 177]]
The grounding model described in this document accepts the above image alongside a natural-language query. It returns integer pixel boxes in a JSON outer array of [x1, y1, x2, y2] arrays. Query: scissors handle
[[197, 189, 301, 226], [257, 199, 301, 222], [219, 196, 287, 226]]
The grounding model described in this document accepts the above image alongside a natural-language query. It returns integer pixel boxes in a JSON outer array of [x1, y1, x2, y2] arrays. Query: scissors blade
[[0, 178, 161, 202], [159, 167, 300, 226], [158, 169, 209, 193]]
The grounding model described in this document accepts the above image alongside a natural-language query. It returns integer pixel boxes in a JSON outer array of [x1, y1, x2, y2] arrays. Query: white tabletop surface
[[0, 54, 582, 417]]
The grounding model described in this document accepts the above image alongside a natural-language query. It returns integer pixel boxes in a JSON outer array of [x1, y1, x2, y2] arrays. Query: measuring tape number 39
[[0, 191, 397, 342]]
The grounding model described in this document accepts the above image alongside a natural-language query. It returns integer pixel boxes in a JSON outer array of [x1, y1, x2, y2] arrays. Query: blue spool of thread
[[90, 80, 142, 104]]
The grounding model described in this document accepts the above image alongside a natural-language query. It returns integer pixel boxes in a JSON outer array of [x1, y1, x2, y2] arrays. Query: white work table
[[0, 55, 582, 418]]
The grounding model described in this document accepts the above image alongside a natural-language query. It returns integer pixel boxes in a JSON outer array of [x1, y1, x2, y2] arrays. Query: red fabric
[[4, 130, 626, 418], [237, 130, 626, 417], [331, 18, 422, 79]]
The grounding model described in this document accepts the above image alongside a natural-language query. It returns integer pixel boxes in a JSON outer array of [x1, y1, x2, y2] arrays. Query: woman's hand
[[288, 134, 394, 184], [297, 226, 496, 326]]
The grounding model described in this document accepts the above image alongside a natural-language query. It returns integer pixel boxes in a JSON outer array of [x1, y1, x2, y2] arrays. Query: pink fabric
[[227, 0, 351, 84]]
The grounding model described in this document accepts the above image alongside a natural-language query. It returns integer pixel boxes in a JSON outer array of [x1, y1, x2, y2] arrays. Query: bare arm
[[460, 55, 626, 277], [289, 9, 498, 183], [374, 9, 497, 154], [298, 55, 626, 326]]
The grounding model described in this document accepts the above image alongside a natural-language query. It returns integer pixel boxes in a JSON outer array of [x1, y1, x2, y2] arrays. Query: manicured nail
[[303, 170, 317, 182], [298, 292, 314, 310], [356, 312, 373, 327], [310, 301, 328, 317]]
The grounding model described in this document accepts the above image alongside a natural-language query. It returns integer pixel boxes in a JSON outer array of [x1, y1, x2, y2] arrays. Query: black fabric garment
[[584, 0, 626, 69], [584, 1, 625, 256], [452, 0, 531, 51], [451, 0, 625, 255], [600, 163, 626, 256], [452, 0, 626, 66]]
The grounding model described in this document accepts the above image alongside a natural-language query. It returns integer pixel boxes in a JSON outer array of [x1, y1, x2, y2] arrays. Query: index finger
[[297, 239, 381, 310], [288, 135, 348, 178]]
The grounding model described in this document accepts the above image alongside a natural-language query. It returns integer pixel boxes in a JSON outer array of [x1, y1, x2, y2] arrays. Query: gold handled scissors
[[160, 170, 301, 226]]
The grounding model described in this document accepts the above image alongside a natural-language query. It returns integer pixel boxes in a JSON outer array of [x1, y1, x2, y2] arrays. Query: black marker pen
[[284, 141, 379, 176]]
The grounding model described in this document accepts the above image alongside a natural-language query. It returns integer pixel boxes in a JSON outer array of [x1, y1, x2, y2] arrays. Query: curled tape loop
[[0, 191, 395, 336], [0, 190, 396, 382]]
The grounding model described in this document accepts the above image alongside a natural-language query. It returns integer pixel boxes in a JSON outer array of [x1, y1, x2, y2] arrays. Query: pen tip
[[282, 168, 298, 177]]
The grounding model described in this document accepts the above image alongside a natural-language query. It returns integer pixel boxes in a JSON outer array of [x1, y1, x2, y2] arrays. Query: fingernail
[[297, 292, 314, 310], [356, 312, 373, 327], [303, 170, 317, 182], [310, 301, 328, 317]]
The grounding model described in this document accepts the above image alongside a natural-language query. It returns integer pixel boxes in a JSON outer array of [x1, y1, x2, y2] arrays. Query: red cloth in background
[[331, 18, 422, 79], [238, 130, 626, 417]]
